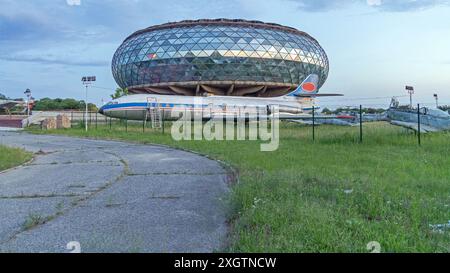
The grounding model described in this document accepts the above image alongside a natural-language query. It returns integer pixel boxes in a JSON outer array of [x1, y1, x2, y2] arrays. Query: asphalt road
[[0, 131, 229, 253]]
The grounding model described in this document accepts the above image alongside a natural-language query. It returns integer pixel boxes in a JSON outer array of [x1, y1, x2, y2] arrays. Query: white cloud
[[290, 0, 450, 12], [66, 0, 81, 6], [367, 0, 382, 6]]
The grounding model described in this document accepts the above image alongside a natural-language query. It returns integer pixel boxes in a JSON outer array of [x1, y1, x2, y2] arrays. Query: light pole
[[406, 86, 414, 109], [24, 89, 31, 117], [433, 93, 439, 109], [81, 76, 96, 132]]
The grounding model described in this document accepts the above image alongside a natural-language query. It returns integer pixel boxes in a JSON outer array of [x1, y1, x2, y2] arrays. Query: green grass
[[0, 145, 32, 172], [28, 121, 450, 252]]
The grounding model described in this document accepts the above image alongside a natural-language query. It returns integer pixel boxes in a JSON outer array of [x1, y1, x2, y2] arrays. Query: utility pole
[[82, 76, 96, 132]]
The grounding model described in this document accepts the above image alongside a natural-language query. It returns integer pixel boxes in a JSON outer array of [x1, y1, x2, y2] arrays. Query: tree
[[111, 88, 129, 99], [33, 98, 97, 111], [0, 93, 7, 100], [61, 98, 82, 110], [33, 98, 56, 111], [80, 101, 98, 112]]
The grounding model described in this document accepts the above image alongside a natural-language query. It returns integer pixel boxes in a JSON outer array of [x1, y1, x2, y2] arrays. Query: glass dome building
[[112, 19, 329, 97]]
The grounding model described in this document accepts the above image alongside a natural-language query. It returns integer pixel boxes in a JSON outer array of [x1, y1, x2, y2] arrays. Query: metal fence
[[61, 104, 449, 146], [68, 111, 168, 133]]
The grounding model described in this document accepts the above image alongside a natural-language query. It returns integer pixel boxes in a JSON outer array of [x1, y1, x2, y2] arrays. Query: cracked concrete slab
[[0, 163, 124, 197], [0, 197, 69, 243], [107, 146, 226, 175], [0, 131, 229, 253]]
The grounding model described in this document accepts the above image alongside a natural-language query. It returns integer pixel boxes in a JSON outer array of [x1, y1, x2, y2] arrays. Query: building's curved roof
[[125, 18, 318, 43], [113, 19, 329, 97]]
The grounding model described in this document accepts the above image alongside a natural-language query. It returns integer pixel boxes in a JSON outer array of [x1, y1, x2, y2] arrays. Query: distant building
[[112, 19, 329, 97]]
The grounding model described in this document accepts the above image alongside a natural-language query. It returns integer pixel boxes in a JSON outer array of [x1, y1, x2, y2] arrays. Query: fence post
[[417, 104, 421, 146], [70, 112, 73, 128], [125, 110, 128, 132], [360, 105, 363, 143], [162, 109, 165, 134], [143, 110, 146, 133], [312, 106, 315, 142], [109, 117, 112, 130], [95, 112, 98, 130]]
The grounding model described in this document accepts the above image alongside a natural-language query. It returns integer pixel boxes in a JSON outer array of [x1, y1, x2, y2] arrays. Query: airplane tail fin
[[286, 74, 320, 97]]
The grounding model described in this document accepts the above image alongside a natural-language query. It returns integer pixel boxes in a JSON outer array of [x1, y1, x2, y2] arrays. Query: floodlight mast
[[24, 89, 31, 117], [434, 93, 439, 108], [81, 76, 96, 132], [406, 86, 414, 109]]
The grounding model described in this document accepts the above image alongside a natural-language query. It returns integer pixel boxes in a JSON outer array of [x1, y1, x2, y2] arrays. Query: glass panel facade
[[112, 20, 329, 92]]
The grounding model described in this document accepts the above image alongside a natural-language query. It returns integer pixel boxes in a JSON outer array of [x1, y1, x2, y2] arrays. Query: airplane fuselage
[[100, 94, 315, 121]]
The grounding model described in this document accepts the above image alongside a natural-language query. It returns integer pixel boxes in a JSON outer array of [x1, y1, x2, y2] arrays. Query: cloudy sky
[[1, 0, 450, 107]]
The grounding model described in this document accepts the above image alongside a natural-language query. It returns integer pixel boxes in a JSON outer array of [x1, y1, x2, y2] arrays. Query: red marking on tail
[[302, 82, 316, 92]]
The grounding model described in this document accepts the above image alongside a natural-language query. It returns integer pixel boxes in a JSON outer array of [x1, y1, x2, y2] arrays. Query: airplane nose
[[98, 107, 104, 115]]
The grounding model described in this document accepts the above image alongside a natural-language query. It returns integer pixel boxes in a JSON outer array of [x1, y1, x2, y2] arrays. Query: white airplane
[[99, 74, 343, 121]]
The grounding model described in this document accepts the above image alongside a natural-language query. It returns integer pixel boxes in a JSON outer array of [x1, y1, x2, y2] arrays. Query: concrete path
[[0, 131, 229, 253]]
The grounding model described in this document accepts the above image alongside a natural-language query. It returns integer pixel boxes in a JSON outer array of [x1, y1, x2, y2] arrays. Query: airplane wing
[[277, 114, 354, 120], [0, 100, 25, 110], [214, 114, 355, 120], [390, 120, 440, 133], [291, 119, 357, 126], [295, 93, 344, 97], [0, 101, 18, 109]]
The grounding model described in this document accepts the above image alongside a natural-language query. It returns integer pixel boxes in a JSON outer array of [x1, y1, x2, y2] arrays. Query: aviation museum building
[[112, 19, 329, 97]]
